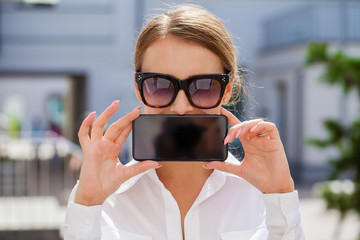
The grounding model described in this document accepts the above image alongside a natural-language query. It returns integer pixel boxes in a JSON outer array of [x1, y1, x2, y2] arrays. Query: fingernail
[[112, 100, 120, 105], [224, 135, 230, 145], [134, 106, 142, 111], [154, 163, 162, 169], [203, 164, 215, 170], [235, 129, 242, 138], [89, 111, 96, 117], [250, 125, 258, 132]]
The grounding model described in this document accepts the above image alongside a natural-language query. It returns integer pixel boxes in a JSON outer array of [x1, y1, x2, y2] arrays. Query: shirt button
[[84, 217, 93, 225]]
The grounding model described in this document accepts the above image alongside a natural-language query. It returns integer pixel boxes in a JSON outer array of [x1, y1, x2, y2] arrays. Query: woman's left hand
[[203, 108, 294, 194]]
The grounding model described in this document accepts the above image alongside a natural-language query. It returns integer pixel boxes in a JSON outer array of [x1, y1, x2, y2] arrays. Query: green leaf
[[305, 138, 330, 148], [305, 42, 329, 65], [305, 42, 360, 223]]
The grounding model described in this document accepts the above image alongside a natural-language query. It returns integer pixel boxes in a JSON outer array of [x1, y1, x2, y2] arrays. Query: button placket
[[162, 187, 183, 240], [184, 208, 200, 240]]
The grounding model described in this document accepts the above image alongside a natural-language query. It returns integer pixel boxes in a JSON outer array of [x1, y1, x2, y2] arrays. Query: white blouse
[[64, 154, 304, 240]]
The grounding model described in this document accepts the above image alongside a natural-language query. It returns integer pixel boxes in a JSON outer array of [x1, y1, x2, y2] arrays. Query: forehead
[[141, 35, 223, 79]]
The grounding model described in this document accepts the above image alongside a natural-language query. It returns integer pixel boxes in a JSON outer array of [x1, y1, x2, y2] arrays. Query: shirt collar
[[191, 153, 241, 208]]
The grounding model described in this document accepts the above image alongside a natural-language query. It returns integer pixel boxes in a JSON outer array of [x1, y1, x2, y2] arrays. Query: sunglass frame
[[135, 71, 231, 109]]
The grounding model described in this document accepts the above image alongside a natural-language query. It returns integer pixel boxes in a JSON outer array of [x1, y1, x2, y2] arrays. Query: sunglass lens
[[189, 79, 221, 108], [143, 77, 174, 107]]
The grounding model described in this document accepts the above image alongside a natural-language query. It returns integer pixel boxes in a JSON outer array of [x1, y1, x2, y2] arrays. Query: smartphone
[[132, 114, 228, 161]]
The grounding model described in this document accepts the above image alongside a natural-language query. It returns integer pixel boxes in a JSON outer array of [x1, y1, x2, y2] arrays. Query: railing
[[0, 131, 81, 237], [0, 132, 81, 203]]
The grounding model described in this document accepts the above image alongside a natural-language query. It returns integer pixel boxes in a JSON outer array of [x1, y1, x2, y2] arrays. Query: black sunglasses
[[135, 72, 231, 109]]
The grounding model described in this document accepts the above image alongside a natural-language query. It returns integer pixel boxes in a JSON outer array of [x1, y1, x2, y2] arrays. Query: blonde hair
[[134, 4, 243, 104]]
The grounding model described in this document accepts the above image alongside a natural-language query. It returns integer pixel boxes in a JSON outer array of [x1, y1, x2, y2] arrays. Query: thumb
[[220, 107, 241, 127], [123, 160, 162, 181], [203, 161, 242, 177]]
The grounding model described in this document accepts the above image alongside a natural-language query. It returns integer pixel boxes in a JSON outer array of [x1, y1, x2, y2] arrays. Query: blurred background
[[0, 0, 359, 239]]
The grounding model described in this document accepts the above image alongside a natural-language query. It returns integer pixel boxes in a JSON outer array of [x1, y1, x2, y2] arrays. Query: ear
[[133, 73, 143, 102], [222, 83, 233, 105]]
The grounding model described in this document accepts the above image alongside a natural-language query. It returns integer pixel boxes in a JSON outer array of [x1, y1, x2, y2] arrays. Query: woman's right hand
[[74, 100, 162, 206]]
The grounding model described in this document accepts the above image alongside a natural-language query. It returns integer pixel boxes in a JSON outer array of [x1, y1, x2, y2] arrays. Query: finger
[[78, 111, 96, 147], [237, 119, 265, 141], [224, 119, 264, 144], [115, 124, 132, 146], [249, 121, 280, 140], [91, 100, 120, 139], [203, 161, 242, 177], [220, 107, 241, 126], [104, 106, 142, 142], [223, 122, 242, 144], [122, 160, 162, 182]]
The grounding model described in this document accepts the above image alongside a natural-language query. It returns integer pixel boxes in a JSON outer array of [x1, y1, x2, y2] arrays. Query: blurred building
[[1, 0, 359, 180], [1, 0, 360, 239], [0, 0, 141, 147], [1, 0, 359, 178], [0, 0, 305, 166], [0, 0, 139, 238], [253, 2, 360, 183]]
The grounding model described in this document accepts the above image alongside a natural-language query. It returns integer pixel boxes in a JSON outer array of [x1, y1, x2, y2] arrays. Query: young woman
[[64, 4, 304, 240]]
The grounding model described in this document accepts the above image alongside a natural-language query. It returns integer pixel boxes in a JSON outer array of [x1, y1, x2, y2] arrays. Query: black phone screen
[[132, 114, 228, 161]]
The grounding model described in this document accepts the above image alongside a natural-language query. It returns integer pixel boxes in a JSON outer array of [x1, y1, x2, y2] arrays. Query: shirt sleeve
[[262, 190, 305, 240], [63, 182, 102, 240]]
